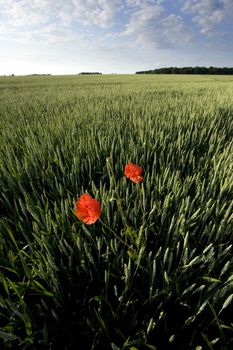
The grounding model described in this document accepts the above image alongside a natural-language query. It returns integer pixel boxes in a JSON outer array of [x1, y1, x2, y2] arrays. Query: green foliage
[[136, 66, 233, 75], [0, 74, 233, 349]]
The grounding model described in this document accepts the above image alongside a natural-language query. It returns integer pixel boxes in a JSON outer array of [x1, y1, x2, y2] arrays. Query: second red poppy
[[124, 162, 143, 183]]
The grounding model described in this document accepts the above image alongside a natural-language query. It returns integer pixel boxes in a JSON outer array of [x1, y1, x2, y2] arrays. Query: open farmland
[[0, 74, 233, 349]]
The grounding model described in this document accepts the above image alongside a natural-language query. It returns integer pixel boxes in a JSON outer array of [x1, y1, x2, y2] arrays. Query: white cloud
[[123, 2, 193, 47], [0, 0, 124, 46], [0, 0, 122, 30], [126, 0, 165, 6], [124, 3, 164, 35], [58, 0, 123, 29], [182, 0, 233, 34], [0, 0, 51, 27]]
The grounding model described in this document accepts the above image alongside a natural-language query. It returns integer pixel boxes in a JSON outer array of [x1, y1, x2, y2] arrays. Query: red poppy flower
[[124, 162, 143, 183], [75, 193, 101, 224]]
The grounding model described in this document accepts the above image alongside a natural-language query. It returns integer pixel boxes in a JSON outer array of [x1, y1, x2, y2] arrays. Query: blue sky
[[0, 0, 232, 75]]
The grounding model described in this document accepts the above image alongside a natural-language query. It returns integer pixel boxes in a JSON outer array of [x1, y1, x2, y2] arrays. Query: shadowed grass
[[0, 74, 233, 349]]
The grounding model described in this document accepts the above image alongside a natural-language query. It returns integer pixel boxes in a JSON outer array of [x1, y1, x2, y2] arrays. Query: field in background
[[0, 75, 233, 349]]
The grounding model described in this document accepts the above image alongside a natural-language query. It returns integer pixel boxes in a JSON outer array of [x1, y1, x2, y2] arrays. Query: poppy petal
[[124, 162, 143, 183], [75, 193, 101, 224]]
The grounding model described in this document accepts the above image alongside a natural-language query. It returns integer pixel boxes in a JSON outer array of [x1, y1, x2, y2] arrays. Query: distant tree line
[[136, 67, 233, 75], [78, 72, 102, 75]]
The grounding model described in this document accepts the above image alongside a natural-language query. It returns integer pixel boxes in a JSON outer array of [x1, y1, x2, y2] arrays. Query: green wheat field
[[0, 74, 233, 350]]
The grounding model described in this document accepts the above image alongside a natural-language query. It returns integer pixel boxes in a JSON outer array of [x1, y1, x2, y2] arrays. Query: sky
[[0, 0, 233, 75]]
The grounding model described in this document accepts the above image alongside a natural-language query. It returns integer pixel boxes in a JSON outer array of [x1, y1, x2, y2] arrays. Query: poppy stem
[[137, 183, 145, 225], [99, 218, 130, 248], [106, 157, 128, 228]]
